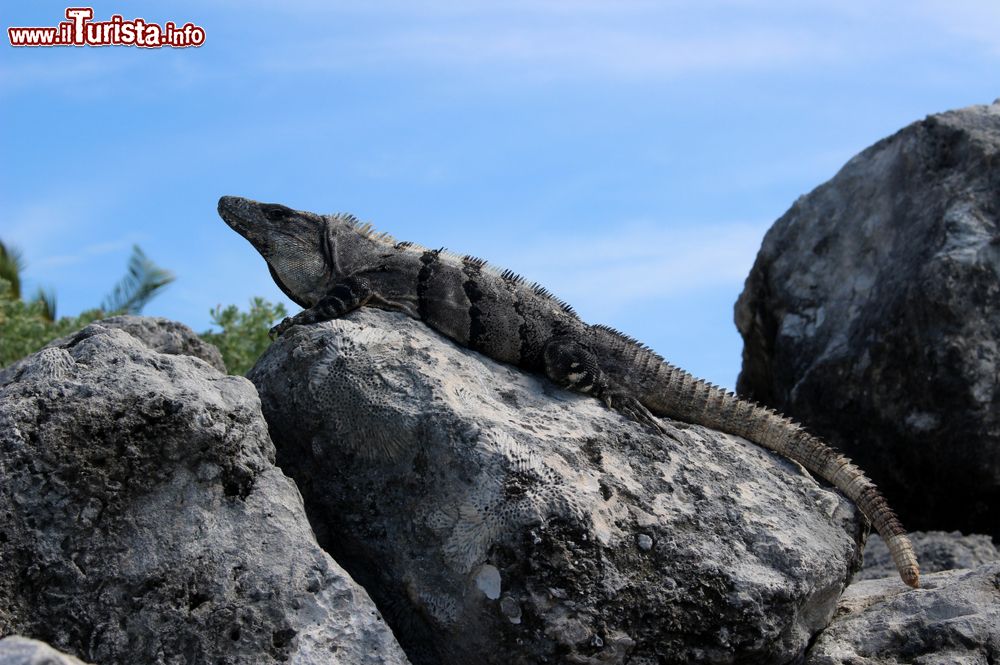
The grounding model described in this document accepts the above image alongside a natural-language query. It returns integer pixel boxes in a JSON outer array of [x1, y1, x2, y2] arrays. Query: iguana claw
[[269, 317, 294, 340], [603, 391, 667, 434]]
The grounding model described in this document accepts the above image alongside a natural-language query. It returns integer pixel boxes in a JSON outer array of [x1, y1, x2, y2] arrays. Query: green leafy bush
[[0, 241, 174, 368], [0, 278, 104, 367], [0, 238, 286, 376], [201, 298, 287, 376]]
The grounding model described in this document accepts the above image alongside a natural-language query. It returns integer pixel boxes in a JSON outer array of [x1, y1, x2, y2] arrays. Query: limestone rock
[[736, 100, 1000, 536], [64, 314, 227, 372], [0, 637, 90, 665], [250, 309, 868, 665], [806, 563, 1000, 664], [0, 321, 409, 665], [860, 531, 999, 581], [0, 315, 226, 387]]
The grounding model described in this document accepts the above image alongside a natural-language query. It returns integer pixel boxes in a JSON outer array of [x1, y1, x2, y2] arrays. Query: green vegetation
[[201, 298, 287, 376], [0, 240, 175, 368], [0, 239, 287, 375], [101, 246, 176, 315], [0, 241, 25, 300], [0, 278, 105, 367]]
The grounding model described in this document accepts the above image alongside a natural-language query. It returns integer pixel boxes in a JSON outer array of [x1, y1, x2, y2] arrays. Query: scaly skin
[[218, 195, 919, 588]]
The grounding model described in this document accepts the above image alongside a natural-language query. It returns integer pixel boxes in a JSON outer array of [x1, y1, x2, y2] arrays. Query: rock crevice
[[0, 319, 410, 665]]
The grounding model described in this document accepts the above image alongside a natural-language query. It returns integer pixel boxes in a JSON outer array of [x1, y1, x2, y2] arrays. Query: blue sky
[[2, 1, 998, 386]]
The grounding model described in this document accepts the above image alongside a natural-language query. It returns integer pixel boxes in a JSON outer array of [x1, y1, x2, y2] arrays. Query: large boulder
[[250, 309, 868, 665], [0, 321, 409, 665], [735, 100, 1000, 536], [805, 563, 1000, 664]]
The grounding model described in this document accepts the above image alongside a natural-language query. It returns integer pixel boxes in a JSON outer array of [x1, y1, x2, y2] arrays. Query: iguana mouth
[[217, 195, 252, 234]]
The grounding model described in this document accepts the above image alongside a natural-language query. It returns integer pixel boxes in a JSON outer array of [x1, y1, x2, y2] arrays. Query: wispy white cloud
[[0, 54, 132, 95], [259, 24, 844, 81], [2, 181, 143, 272], [252, 0, 999, 80], [489, 219, 769, 319], [3, 202, 79, 254], [709, 147, 859, 193], [397, 29, 837, 77], [36, 236, 146, 269], [913, 0, 1000, 55], [8, 1, 997, 94]]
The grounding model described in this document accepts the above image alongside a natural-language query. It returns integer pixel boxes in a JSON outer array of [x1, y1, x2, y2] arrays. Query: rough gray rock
[[735, 100, 1000, 537], [0, 315, 226, 387], [0, 637, 91, 665], [0, 321, 409, 665], [62, 314, 227, 372], [806, 563, 1000, 664], [249, 309, 868, 665], [860, 531, 999, 581]]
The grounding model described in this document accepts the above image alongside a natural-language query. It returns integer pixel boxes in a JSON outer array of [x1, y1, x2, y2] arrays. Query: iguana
[[217, 195, 920, 588]]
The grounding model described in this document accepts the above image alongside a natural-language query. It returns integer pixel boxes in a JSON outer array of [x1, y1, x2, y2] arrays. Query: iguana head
[[218, 195, 332, 307]]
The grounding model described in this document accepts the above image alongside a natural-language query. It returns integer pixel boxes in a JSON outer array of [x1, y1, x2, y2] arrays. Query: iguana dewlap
[[218, 195, 919, 588]]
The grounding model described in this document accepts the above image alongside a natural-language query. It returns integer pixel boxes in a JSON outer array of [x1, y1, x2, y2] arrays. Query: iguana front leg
[[269, 276, 374, 339], [542, 337, 666, 433]]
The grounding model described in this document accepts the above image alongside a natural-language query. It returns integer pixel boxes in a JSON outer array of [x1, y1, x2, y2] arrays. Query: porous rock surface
[[860, 531, 999, 581], [0, 315, 226, 385], [805, 563, 1000, 664], [0, 321, 409, 665], [736, 100, 1000, 537], [250, 309, 867, 665], [64, 314, 227, 372], [0, 636, 91, 665]]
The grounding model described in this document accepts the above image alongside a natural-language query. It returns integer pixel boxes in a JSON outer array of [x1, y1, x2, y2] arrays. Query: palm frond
[[31, 286, 57, 322], [0, 239, 26, 300], [101, 245, 175, 315]]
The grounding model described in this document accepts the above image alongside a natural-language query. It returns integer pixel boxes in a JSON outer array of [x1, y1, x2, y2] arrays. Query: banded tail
[[646, 364, 919, 587]]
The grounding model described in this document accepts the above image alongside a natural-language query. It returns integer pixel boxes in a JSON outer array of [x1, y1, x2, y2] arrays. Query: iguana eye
[[262, 204, 292, 221]]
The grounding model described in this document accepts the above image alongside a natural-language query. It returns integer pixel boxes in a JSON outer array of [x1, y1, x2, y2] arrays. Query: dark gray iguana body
[[218, 195, 920, 588]]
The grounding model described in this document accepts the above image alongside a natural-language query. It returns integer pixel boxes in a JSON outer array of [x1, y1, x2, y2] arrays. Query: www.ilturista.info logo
[[8, 7, 205, 48]]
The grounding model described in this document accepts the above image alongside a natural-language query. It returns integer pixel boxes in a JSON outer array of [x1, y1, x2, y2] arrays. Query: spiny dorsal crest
[[334, 213, 398, 245], [554, 298, 577, 317], [462, 255, 488, 269], [500, 268, 524, 285], [530, 282, 551, 298], [592, 324, 668, 363], [332, 212, 579, 320]]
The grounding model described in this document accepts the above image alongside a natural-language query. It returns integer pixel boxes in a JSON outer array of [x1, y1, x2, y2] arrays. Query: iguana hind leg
[[543, 337, 666, 433], [269, 276, 374, 339]]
